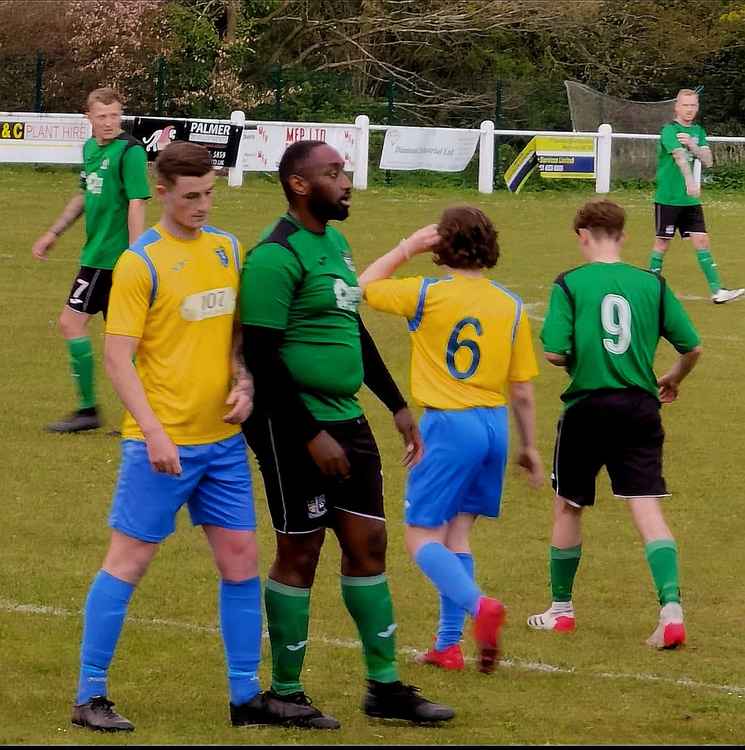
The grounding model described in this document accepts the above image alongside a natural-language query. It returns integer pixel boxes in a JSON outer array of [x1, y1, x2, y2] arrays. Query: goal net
[[565, 81, 675, 180]]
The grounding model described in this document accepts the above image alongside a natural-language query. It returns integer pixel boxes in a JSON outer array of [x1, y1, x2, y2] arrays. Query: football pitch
[[2, 166, 745, 745]]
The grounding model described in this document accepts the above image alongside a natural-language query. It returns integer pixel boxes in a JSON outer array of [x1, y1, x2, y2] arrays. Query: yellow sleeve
[[105, 251, 153, 339], [364, 277, 424, 319], [508, 310, 539, 382]]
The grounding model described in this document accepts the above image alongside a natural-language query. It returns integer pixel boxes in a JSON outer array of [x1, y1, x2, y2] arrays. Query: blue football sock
[[435, 552, 475, 650], [77, 570, 135, 704], [415, 542, 481, 619], [220, 577, 262, 706]]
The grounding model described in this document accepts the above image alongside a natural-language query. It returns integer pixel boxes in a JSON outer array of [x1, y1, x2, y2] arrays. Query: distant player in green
[[529, 199, 702, 650], [240, 140, 453, 727], [32, 87, 150, 432], [650, 88, 743, 304]]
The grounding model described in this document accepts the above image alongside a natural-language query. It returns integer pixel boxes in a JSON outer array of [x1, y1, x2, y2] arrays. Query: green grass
[[2, 166, 745, 744]]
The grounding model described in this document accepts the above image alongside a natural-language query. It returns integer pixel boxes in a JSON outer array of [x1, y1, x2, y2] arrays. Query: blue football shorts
[[109, 432, 255, 543], [405, 406, 508, 528]]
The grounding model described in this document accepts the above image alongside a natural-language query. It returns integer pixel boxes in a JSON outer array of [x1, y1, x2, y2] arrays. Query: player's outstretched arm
[[357, 224, 440, 289], [31, 193, 85, 261], [509, 380, 543, 488], [657, 346, 702, 403], [104, 333, 181, 475]]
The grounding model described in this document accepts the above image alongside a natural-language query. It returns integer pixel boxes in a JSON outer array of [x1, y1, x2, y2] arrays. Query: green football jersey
[[541, 262, 700, 409], [655, 121, 708, 207], [79, 132, 150, 269], [239, 214, 364, 422]]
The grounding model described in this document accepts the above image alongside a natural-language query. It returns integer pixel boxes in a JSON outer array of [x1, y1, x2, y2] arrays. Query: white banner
[[0, 113, 90, 164], [380, 127, 479, 171], [242, 123, 357, 172]]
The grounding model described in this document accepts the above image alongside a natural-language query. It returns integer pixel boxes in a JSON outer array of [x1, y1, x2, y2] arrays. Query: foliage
[[2, 0, 745, 137]]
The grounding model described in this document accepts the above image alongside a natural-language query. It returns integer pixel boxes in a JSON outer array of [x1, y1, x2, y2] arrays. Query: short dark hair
[[155, 141, 213, 186], [573, 198, 626, 240], [278, 140, 326, 201], [434, 206, 499, 269]]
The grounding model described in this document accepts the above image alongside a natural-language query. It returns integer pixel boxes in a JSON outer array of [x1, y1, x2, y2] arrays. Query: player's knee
[[59, 310, 85, 338], [214, 534, 259, 580], [346, 523, 387, 571], [553, 495, 582, 519], [275, 537, 323, 581]]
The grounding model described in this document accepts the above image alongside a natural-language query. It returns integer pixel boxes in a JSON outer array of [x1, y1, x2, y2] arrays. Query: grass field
[[2, 166, 745, 745]]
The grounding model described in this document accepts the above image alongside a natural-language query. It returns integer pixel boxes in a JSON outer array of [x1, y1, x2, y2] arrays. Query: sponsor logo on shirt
[[86, 172, 103, 194], [333, 278, 361, 312], [180, 286, 236, 321]]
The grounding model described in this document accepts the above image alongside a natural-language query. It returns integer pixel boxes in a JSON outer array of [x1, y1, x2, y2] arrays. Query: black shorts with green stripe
[[551, 388, 669, 508], [243, 413, 384, 534]]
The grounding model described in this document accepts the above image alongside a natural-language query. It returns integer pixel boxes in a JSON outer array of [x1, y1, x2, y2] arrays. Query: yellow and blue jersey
[[364, 274, 538, 409], [106, 223, 245, 444]]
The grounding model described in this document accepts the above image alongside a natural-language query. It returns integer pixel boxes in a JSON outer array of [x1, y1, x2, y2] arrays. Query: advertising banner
[[129, 117, 242, 169], [505, 135, 596, 192], [0, 113, 89, 163], [536, 136, 595, 179], [241, 123, 357, 171], [379, 127, 479, 172]]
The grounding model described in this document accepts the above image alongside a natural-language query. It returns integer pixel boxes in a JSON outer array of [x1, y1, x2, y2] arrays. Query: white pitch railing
[[3, 109, 745, 194]]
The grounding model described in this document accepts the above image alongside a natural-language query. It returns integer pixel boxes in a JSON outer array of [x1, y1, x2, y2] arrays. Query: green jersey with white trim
[[541, 262, 700, 408], [655, 121, 708, 207], [79, 132, 150, 269], [239, 214, 364, 422]]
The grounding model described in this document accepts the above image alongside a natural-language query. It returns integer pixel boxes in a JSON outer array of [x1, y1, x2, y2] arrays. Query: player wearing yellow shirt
[[71, 142, 314, 733], [360, 206, 543, 675]]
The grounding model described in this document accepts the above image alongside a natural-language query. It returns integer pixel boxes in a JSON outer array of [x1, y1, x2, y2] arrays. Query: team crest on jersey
[[101, 158, 109, 170], [307, 494, 327, 519], [342, 253, 356, 272], [86, 172, 103, 195], [215, 248, 229, 267]]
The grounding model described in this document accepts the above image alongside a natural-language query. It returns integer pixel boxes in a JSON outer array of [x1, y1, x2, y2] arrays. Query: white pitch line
[[3, 598, 744, 698]]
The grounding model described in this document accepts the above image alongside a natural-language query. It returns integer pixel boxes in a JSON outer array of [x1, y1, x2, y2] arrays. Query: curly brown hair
[[433, 206, 499, 269]]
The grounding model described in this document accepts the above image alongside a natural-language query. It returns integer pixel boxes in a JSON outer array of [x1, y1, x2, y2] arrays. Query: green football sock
[[264, 579, 310, 695], [67, 336, 95, 410], [645, 539, 681, 605], [696, 249, 721, 293], [341, 574, 399, 684], [649, 250, 665, 275], [550, 545, 582, 603]]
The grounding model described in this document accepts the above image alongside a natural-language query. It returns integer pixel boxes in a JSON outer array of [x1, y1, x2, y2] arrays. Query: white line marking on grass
[[1, 254, 70, 263], [3, 598, 744, 697], [677, 294, 708, 301], [523, 302, 545, 322]]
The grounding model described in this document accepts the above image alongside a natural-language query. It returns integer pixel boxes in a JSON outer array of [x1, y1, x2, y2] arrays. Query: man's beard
[[308, 193, 349, 222]]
